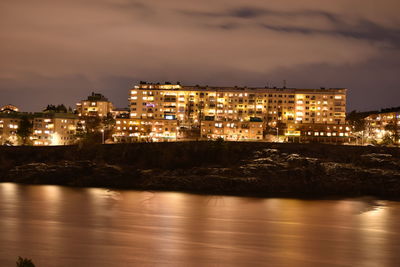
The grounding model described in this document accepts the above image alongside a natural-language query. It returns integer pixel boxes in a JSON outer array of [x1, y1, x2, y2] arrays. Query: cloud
[[0, 0, 399, 111]]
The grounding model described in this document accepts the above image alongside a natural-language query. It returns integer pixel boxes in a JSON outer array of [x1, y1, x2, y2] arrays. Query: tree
[[75, 116, 102, 144], [17, 116, 33, 145], [56, 104, 67, 113], [43, 104, 68, 113], [347, 110, 370, 145], [102, 112, 115, 130], [16, 256, 35, 267], [385, 122, 399, 145], [84, 116, 101, 132], [381, 133, 394, 146], [347, 110, 367, 132]]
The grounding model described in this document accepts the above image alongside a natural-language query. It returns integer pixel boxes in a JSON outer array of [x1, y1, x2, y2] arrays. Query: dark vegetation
[[16, 116, 33, 145], [43, 104, 71, 113], [16, 257, 35, 267], [1, 141, 400, 198]]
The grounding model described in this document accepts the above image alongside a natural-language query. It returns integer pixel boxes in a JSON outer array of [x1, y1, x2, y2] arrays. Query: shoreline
[[3, 181, 399, 202], [1, 142, 400, 199]]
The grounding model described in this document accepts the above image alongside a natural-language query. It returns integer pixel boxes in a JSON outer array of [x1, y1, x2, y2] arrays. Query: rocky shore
[[1, 142, 400, 198]]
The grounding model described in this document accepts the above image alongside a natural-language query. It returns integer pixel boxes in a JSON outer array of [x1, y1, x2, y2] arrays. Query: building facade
[[76, 92, 114, 117], [113, 118, 178, 142], [0, 109, 80, 146], [201, 120, 263, 141], [364, 109, 400, 145], [31, 113, 80, 146], [0, 116, 21, 145], [114, 82, 350, 143]]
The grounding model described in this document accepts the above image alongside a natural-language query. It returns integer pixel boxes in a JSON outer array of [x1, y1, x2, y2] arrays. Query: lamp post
[[276, 127, 279, 142], [100, 129, 104, 144]]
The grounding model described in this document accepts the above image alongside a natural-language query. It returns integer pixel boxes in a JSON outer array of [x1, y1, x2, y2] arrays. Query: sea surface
[[1, 183, 399, 266]]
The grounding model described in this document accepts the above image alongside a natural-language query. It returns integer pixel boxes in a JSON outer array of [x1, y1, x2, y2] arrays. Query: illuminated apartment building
[[0, 105, 21, 145], [364, 108, 400, 144], [201, 120, 263, 141], [115, 82, 348, 142], [32, 113, 80, 146], [293, 123, 352, 143], [114, 118, 178, 142], [0, 106, 80, 146], [76, 92, 114, 117]]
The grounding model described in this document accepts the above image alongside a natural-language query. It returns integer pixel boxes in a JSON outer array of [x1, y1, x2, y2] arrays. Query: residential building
[[114, 118, 178, 142], [0, 115, 21, 145], [76, 92, 114, 117], [31, 113, 80, 146], [292, 123, 352, 143], [201, 120, 263, 141], [114, 82, 348, 143], [364, 108, 400, 144], [0, 107, 80, 146]]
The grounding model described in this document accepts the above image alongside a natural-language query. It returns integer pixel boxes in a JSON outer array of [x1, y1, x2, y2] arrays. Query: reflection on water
[[1, 183, 400, 267]]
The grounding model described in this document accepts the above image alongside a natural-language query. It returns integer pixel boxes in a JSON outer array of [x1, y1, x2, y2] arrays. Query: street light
[[100, 129, 104, 144], [276, 127, 279, 142]]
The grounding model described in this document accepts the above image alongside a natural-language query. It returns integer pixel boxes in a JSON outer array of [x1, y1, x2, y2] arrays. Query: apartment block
[[114, 118, 178, 142], [364, 108, 400, 144], [76, 92, 114, 117], [32, 113, 80, 146], [114, 82, 348, 142], [0, 105, 80, 146], [0, 117, 20, 145]]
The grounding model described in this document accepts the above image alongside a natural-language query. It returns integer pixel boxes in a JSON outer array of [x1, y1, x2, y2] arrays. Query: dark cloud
[[183, 5, 400, 48], [230, 7, 266, 19], [228, 7, 342, 22], [262, 19, 400, 48]]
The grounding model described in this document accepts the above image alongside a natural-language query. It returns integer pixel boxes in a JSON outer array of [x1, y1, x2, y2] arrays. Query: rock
[[359, 153, 400, 169], [286, 154, 320, 168], [251, 157, 277, 164]]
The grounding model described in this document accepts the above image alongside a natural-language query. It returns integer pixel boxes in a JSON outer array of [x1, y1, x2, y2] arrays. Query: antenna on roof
[[283, 80, 287, 89]]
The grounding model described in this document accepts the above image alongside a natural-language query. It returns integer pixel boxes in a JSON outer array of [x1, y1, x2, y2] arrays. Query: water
[[1, 183, 400, 267]]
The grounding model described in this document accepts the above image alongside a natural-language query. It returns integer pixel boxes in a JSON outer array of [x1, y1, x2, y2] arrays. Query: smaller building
[[200, 120, 264, 141], [113, 118, 178, 142], [365, 108, 400, 145], [31, 113, 80, 146], [1, 109, 80, 146], [76, 92, 114, 117], [291, 123, 352, 144], [0, 114, 21, 145]]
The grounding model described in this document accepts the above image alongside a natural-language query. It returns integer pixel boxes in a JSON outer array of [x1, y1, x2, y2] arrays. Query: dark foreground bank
[[1, 142, 400, 198]]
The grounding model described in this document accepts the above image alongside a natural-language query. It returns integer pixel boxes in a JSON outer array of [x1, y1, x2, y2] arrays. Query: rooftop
[[133, 82, 346, 94], [86, 92, 109, 102]]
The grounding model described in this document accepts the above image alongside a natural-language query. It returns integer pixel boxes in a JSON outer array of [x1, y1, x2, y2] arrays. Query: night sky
[[1, 0, 399, 112]]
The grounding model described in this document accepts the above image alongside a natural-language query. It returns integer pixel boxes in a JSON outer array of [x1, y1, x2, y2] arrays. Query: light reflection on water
[[0, 183, 399, 267]]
